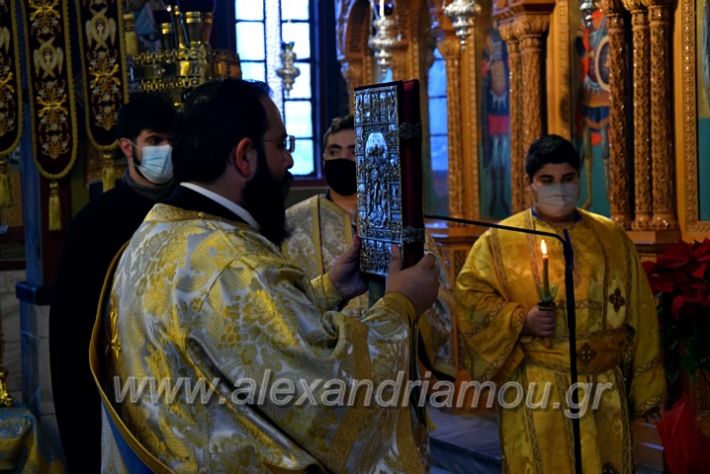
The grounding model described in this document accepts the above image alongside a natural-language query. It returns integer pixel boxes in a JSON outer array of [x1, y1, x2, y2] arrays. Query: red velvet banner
[[20, 0, 78, 179], [76, 0, 128, 150]]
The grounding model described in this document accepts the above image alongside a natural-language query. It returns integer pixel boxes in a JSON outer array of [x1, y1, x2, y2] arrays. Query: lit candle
[[541, 239, 550, 301], [379, 0, 385, 16]]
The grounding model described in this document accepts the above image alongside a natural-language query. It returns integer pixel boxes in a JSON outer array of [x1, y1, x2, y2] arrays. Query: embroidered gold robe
[[283, 195, 456, 378], [455, 209, 665, 474], [101, 204, 427, 473]]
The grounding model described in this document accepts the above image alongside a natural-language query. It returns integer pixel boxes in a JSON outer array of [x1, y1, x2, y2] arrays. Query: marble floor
[[428, 406, 664, 474]]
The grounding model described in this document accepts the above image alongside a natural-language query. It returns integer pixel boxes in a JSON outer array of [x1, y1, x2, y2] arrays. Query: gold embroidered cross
[[609, 288, 626, 312], [578, 342, 597, 369]]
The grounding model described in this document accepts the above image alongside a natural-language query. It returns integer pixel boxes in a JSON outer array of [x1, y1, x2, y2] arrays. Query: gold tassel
[[0, 159, 12, 208], [102, 153, 115, 192], [49, 180, 62, 231], [0, 371, 12, 407]]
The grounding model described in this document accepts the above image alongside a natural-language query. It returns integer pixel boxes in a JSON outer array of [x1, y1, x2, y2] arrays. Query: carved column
[[646, 0, 677, 229], [624, 0, 653, 230], [514, 13, 551, 209], [460, 30, 481, 219], [514, 14, 550, 154], [601, 0, 633, 228], [499, 22, 525, 213], [438, 36, 466, 219]]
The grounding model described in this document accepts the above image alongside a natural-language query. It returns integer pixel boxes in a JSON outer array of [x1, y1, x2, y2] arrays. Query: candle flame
[[541, 239, 548, 257]]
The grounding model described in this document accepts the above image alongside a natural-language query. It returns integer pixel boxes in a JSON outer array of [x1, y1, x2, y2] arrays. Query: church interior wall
[[0, 0, 707, 469]]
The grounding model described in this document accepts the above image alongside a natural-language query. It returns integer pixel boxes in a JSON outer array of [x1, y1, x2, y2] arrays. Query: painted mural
[[479, 12, 511, 220], [574, 8, 611, 217], [699, 0, 710, 220]]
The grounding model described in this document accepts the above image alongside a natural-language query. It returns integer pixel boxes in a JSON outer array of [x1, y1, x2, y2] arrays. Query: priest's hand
[[522, 305, 556, 337], [328, 235, 367, 301], [385, 245, 439, 316]]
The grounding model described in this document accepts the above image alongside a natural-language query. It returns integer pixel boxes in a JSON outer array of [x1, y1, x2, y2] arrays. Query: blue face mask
[[135, 144, 173, 184]]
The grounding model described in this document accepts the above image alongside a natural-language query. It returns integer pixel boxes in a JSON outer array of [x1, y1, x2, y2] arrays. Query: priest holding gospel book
[[455, 134, 666, 473], [92, 79, 439, 472], [283, 114, 457, 380]]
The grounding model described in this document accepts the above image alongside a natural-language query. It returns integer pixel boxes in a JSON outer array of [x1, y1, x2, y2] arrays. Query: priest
[[94, 79, 439, 472]]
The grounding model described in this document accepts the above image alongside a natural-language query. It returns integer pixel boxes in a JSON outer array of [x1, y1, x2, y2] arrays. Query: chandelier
[[443, 0, 481, 47], [127, 1, 241, 104], [368, 1, 402, 73]]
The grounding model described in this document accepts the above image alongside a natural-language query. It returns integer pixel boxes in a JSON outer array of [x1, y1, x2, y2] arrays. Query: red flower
[[692, 239, 710, 261], [656, 242, 693, 269], [647, 271, 680, 294]]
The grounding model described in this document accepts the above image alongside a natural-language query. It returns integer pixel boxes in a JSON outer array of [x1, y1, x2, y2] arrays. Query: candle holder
[[443, 0, 481, 47], [368, 1, 402, 74], [276, 42, 301, 94]]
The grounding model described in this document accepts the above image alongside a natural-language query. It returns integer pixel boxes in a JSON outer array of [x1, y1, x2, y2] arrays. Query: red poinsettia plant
[[643, 239, 710, 400]]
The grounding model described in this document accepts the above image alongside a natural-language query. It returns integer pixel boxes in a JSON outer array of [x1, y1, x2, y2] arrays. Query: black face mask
[[324, 159, 357, 196], [242, 148, 293, 247]]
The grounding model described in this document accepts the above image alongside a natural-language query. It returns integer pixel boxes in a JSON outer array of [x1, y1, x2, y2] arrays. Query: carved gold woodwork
[[546, 0, 572, 140], [678, 0, 710, 235], [438, 36, 466, 218], [430, 226, 480, 292], [645, 0, 677, 230], [434, 1, 481, 220], [498, 22, 525, 213], [624, 1, 653, 231], [339, 0, 483, 222], [460, 25, 481, 219], [601, 0, 632, 228], [336, 0, 375, 106], [515, 14, 550, 150], [495, 0, 554, 212]]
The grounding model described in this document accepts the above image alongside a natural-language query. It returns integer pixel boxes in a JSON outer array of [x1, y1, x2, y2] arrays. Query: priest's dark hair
[[172, 78, 272, 183], [524, 134, 581, 178]]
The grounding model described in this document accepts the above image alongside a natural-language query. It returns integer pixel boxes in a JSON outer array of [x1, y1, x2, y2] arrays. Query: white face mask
[[135, 144, 173, 184], [534, 183, 579, 218]]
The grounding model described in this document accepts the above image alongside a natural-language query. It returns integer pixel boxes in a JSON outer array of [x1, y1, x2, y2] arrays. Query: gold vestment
[[100, 204, 428, 473], [283, 195, 455, 378], [455, 209, 665, 473]]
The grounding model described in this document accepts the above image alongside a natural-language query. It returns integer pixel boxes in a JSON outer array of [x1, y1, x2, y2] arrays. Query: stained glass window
[[427, 48, 449, 215]]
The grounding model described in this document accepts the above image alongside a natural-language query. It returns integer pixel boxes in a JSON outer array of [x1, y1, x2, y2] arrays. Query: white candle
[[379, 0, 385, 16], [541, 240, 550, 299]]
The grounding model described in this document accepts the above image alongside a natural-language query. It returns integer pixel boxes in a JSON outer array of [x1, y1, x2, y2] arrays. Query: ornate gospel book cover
[[354, 80, 424, 277]]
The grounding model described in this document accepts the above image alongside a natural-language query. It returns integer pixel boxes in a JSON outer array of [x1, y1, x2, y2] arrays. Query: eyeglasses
[[263, 135, 296, 153]]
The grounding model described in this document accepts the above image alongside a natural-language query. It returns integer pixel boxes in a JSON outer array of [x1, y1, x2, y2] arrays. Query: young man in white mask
[[49, 92, 177, 473], [455, 134, 664, 473]]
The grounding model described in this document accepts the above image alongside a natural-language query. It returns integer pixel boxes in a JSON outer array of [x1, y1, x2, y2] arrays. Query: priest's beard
[[241, 150, 293, 246]]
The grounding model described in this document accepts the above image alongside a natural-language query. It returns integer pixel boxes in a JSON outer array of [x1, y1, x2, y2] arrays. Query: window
[[235, 0, 316, 176], [427, 48, 449, 215]]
